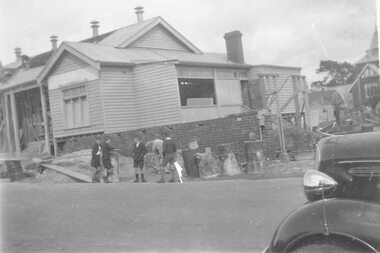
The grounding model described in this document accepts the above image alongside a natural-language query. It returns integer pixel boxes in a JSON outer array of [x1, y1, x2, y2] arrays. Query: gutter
[[178, 61, 252, 69]]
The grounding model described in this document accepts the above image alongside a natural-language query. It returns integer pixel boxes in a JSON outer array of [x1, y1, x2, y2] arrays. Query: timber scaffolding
[[255, 74, 311, 159]]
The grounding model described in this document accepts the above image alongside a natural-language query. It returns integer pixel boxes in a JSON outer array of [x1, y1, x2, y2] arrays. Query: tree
[[312, 60, 354, 88]]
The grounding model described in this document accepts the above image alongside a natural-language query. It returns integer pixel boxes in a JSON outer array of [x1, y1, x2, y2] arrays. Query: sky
[[0, 0, 378, 82]]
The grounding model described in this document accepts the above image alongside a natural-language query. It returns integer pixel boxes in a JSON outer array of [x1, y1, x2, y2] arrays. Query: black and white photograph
[[0, 0, 379, 252]]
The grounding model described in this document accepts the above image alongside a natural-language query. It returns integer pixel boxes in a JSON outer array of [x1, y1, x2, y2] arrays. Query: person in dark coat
[[157, 136, 177, 183], [102, 138, 114, 183], [132, 136, 148, 183], [91, 139, 102, 183]]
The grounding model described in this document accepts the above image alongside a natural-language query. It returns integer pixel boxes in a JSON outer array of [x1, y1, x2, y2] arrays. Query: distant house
[[309, 89, 344, 128], [1, 7, 307, 154], [348, 28, 380, 112]]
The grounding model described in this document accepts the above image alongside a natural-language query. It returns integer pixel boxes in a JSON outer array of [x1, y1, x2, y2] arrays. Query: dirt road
[[1, 178, 305, 252]]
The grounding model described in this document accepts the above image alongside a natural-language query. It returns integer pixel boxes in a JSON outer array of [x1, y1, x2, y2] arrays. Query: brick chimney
[[50, 35, 58, 50], [91, 20, 99, 38], [224, 31, 245, 64], [135, 6, 144, 23], [15, 47, 22, 64]]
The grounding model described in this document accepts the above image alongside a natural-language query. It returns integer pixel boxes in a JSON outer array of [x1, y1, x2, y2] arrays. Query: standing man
[[91, 138, 102, 183], [157, 135, 177, 183], [132, 135, 147, 183], [146, 138, 163, 173], [102, 138, 114, 183]]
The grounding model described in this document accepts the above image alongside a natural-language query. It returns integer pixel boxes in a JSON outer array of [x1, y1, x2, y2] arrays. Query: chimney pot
[[91, 20, 99, 38], [50, 35, 58, 50], [224, 31, 245, 64], [15, 47, 22, 63], [134, 6, 144, 23]]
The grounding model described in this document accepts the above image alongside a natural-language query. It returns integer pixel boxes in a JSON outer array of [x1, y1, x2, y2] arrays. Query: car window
[[337, 161, 380, 202]]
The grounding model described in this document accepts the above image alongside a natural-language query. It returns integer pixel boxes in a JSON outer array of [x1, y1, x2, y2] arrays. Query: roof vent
[[135, 6, 144, 23], [15, 47, 22, 63], [91, 20, 99, 38], [50, 35, 58, 50]]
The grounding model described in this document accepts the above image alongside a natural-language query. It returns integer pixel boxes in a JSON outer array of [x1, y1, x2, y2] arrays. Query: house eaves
[[177, 61, 252, 69], [38, 42, 100, 83], [348, 63, 379, 93]]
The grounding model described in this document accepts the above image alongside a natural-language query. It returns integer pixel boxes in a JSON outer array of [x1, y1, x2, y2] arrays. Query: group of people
[[91, 138, 116, 183], [90, 133, 178, 183]]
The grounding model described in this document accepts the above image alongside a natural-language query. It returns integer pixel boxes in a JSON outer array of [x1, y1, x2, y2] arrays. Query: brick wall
[[57, 111, 276, 162]]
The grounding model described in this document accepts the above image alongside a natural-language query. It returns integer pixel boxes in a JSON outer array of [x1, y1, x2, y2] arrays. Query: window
[[178, 78, 216, 106], [62, 86, 89, 128]]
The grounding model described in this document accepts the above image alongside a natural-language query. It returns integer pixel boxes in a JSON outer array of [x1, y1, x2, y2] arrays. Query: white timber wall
[[133, 63, 181, 128], [249, 66, 301, 114], [101, 66, 137, 133], [130, 25, 190, 51], [48, 52, 104, 137], [49, 80, 103, 138]]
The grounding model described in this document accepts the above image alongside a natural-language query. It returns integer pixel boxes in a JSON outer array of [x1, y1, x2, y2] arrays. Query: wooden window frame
[[61, 84, 90, 129]]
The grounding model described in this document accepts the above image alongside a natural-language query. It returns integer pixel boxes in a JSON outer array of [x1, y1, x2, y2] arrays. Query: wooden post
[[292, 76, 301, 131], [302, 77, 311, 131], [53, 137, 58, 157], [273, 75, 286, 158], [213, 68, 222, 117], [259, 76, 267, 109], [39, 84, 50, 154], [10, 92, 21, 153], [4, 93, 14, 152]]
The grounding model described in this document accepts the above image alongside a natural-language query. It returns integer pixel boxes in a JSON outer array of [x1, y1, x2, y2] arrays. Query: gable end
[[128, 24, 192, 52]]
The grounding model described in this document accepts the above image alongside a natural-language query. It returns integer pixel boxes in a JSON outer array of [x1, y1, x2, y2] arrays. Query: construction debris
[[40, 163, 92, 183]]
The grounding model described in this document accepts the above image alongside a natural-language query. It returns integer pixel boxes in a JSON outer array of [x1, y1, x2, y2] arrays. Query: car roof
[[319, 132, 380, 161]]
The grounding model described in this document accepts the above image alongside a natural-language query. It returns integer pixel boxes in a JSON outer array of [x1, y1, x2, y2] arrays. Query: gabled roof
[[356, 28, 379, 65], [97, 16, 202, 54], [38, 41, 250, 82], [28, 51, 54, 68], [81, 30, 117, 44], [349, 63, 379, 93], [0, 66, 44, 91], [309, 89, 344, 107]]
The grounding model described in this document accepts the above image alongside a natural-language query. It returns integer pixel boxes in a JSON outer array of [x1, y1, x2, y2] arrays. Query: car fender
[[269, 199, 380, 252]]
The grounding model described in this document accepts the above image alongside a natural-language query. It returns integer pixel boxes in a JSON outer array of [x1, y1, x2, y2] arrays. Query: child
[[132, 135, 147, 183], [91, 139, 102, 183]]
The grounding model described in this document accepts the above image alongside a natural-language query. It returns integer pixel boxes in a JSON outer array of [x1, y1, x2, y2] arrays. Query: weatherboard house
[[348, 28, 380, 113], [1, 7, 305, 155]]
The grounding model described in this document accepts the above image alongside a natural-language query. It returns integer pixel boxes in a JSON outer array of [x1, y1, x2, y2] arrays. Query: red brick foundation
[[56, 111, 276, 162]]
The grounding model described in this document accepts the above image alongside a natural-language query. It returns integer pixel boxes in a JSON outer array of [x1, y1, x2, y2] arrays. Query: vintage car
[[264, 132, 380, 253]]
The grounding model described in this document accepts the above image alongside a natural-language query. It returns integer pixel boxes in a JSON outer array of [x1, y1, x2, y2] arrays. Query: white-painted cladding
[[176, 66, 214, 78], [215, 68, 249, 80], [130, 25, 190, 51], [249, 66, 302, 114], [134, 63, 181, 128], [49, 79, 104, 138], [50, 51, 89, 76], [101, 66, 137, 133]]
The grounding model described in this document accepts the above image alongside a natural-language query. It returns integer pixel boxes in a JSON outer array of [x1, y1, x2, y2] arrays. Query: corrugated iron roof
[[28, 51, 54, 68], [98, 17, 159, 47], [0, 66, 44, 90], [81, 30, 117, 44], [65, 41, 249, 67]]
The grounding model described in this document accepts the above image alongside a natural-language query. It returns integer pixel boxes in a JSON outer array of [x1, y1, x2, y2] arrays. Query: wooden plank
[[10, 92, 20, 153], [41, 163, 92, 183], [280, 93, 296, 112], [40, 85, 50, 154], [4, 94, 13, 152], [292, 76, 301, 129]]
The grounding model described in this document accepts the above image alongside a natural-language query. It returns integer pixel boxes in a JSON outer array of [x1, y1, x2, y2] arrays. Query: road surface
[[1, 178, 305, 252]]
